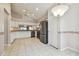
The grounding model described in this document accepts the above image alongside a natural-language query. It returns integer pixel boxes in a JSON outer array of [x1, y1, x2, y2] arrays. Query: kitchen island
[[10, 30, 31, 44]]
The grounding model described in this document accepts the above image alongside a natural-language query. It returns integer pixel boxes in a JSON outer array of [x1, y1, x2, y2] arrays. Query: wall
[[0, 8, 4, 55], [0, 3, 11, 45], [60, 4, 79, 32], [0, 3, 11, 32], [48, 4, 79, 52], [60, 3, 79, 51], [48, 10, 59, 48], [0, 3, 11, 55], [0, 3, 11, 14]]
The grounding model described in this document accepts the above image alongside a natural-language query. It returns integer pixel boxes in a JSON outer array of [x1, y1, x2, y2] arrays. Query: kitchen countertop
[[11, 30, 40, 32], [11, 30, 28, 32], [0, 30, 40, 35]]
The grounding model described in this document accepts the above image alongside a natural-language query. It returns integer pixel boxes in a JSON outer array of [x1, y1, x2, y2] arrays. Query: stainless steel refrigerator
[[40, 21, 48, 44]]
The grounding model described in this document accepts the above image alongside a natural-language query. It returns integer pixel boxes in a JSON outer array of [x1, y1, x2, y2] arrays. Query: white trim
[[60, 47, 69, 51], [60, 47, 79, 53], [68, 47, 79, 53]]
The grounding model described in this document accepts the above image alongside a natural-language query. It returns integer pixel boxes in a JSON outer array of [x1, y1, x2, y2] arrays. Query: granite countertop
[[11, 30, 27, 32], [10, 27, 40, 32], [11, 30, 40, 32]]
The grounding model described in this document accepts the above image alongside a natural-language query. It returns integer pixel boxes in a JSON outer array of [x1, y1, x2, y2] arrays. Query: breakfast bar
[[10, 30, 31, 43]]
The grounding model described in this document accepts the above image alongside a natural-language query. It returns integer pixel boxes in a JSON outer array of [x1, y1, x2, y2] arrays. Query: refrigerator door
[[40, 34, 48, 44], [40, 21, 47, 35]]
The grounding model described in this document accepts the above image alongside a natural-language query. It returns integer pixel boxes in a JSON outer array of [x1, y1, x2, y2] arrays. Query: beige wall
[[0, 3, 11, 55]]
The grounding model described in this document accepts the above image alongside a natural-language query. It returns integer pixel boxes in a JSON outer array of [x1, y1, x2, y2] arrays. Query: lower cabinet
[[31, 31, 35, 37], [10, 31, 31, 43]]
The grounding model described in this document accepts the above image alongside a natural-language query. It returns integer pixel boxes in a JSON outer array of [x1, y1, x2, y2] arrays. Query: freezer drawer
[[40, 35, 48, 44]]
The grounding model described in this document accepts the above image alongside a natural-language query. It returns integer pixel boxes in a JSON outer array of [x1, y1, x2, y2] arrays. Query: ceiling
[[11, 3, 55, 23]]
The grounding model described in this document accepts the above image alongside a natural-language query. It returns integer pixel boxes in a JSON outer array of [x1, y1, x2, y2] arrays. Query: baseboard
[[60, 47, 69, 51], [68, 47, 79, 53], [48, 44, 58, 49], [61, 47, 79, 53]]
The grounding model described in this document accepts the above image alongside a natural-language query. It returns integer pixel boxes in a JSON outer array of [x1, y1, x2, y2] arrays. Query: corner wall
[[60, 3, 79, 51], [48, 3, 79, 52], [0, 3, 11, 55]]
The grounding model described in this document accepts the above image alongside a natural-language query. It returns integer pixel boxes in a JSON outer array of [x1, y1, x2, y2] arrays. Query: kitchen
[[10, 17, 48, 44], [8, 3, 49, 45], [0, 3, 79, 56]]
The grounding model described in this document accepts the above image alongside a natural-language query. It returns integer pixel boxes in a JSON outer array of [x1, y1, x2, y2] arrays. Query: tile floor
[[3, 37, 79, 56]]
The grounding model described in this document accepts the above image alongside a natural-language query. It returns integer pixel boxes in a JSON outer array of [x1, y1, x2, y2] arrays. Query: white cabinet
[[10, 31, 31, 43]]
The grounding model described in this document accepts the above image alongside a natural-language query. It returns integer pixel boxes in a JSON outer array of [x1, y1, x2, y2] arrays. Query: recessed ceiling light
[[36, 8, 39, 11], [32, 14, 35, 16], [23, 9, 26, 12]]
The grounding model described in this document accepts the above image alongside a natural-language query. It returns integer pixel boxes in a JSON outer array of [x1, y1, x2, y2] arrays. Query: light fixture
[[23, 9, 26, 12], [32, 14, 35, 16], [51, 4, 69, 16], [36, 8, 39, 11]]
